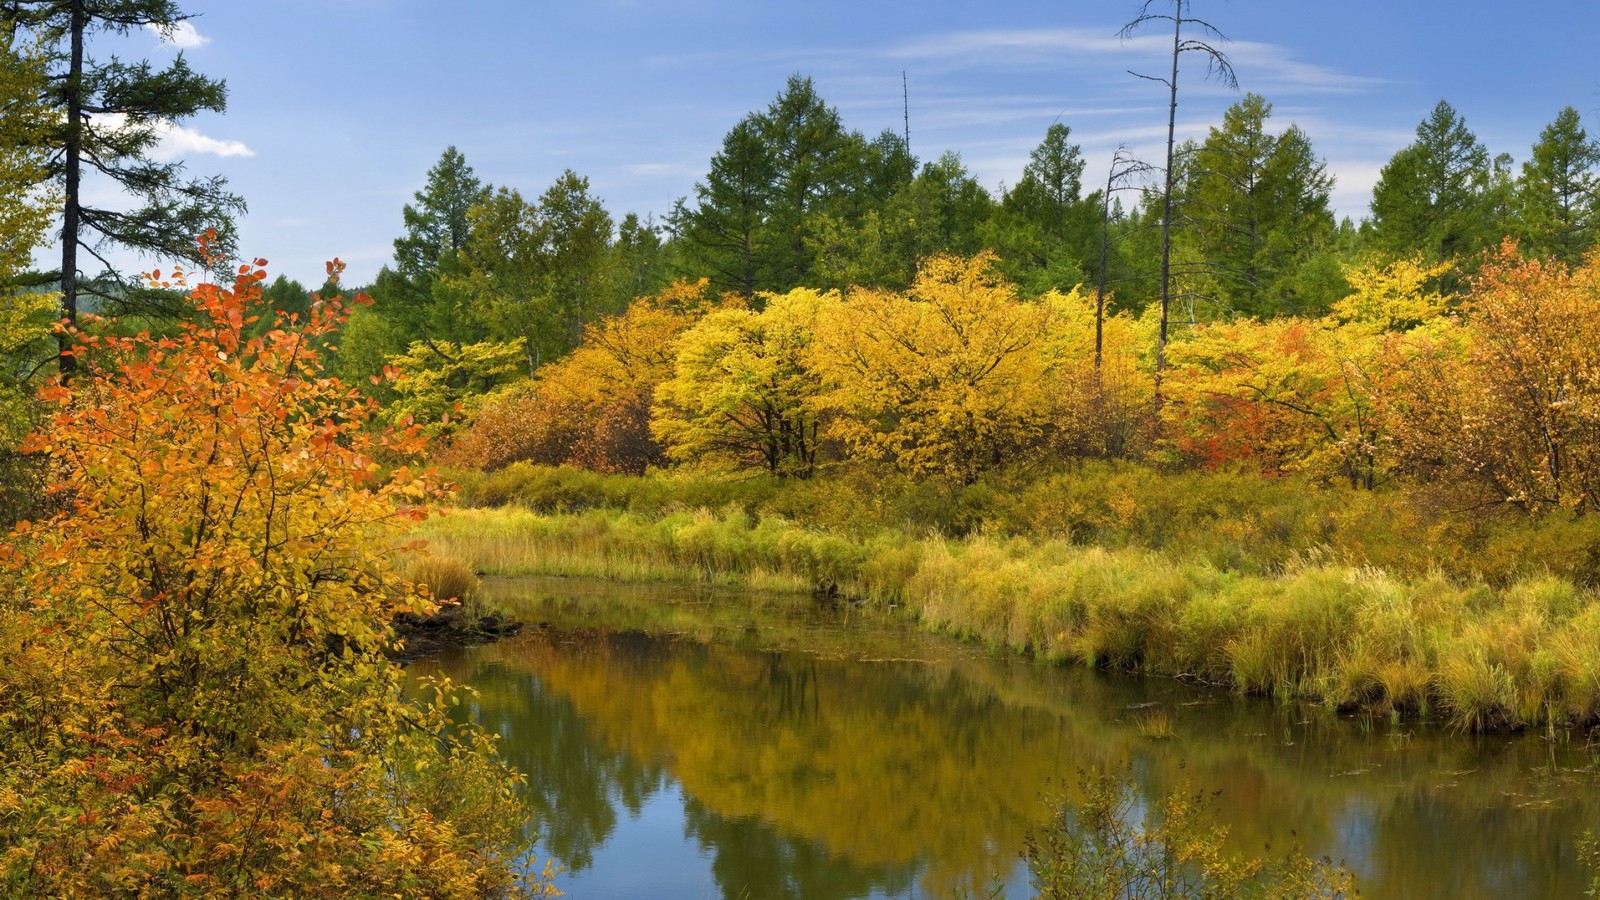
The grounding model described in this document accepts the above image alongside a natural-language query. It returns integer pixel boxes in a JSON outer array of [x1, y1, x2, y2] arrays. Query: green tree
[[3, 0, 245, 375], [674, 76, 864, 297], [373, 146, 489, 346], [810, 152, 991, 293], [457, 170, 615, 371], [611, 212, 669, 306], [1513, 106, 1600, 265], [671, 118, 776, 298], [758, 75, 855, 289], [1367, 101, 1497, 266], [1182, 93, 1338, 317], [985, 123, 1100, 296]]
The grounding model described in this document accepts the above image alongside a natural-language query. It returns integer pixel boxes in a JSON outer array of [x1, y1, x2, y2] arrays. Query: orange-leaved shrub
[[0, 248, 557, 897]]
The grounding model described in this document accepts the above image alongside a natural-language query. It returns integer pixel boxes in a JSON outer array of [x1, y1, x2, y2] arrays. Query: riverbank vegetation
[[0, 261, 554, 896], [418, 466, 1600, 733]]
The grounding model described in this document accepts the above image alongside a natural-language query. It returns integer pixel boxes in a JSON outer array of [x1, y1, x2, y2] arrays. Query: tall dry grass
[[415, 501, 1600, 732]]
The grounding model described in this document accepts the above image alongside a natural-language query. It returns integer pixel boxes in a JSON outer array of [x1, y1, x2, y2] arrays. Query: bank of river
[[408, 576, 1600, 899]]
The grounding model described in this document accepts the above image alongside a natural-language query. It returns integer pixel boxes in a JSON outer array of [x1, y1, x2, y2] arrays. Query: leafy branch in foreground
[[1026, 765, 1356, 899]]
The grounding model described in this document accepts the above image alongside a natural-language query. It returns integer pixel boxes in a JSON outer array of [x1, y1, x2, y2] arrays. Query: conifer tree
[[1183, 93, 1336, 317], [1514, 107, 1600, 265], [1368, 100, 1496, 266], [3, 0, 245, 375]]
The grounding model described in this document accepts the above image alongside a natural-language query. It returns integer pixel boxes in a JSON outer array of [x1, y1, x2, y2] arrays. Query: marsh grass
[[1132, 709, 1174, 739], [421, 464, 1600, 732]]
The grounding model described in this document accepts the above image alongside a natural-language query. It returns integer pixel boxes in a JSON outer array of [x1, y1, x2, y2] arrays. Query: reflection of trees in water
[[423, 621, 1600, 900], [448, 658, 669, 873], [475, 630, 1060, 896], [682, 797, 915, 900]]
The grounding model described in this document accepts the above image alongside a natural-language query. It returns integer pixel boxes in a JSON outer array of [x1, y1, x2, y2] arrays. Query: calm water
[[406, 577, 1600, 899]]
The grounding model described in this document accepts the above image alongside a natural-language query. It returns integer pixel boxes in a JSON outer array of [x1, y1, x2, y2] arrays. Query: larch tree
[[456, 170, 615, 372], [671, 118, 776, 299], [985, 122, 1101, 296], [1367, 101, 1497, 267], [1513, 106, 1600, 265], [376, 145, 489, 345], [673, 76, 870, 298], [1182, 93, 1337, 318], [2, 0, 244, 376]]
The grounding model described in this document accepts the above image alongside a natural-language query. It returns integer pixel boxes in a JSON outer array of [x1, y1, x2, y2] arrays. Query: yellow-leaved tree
[[812, 253, 1053, 483], [1035, 286, 1155, 459], [450, 278, 721, 473], [653, 287, 833, 477], [1162, 318, 1397, 487], [0, 254, 556, 897], [1332, 255, 1455, 332]]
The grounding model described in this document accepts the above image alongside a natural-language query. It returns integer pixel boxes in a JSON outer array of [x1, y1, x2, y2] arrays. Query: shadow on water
[[407, 576, 1600, 899]]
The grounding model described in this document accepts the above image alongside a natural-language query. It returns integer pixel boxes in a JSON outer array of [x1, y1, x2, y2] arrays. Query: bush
[[0, 259, 553, 896]]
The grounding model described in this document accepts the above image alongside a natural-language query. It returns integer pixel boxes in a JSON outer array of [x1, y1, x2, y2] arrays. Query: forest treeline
[[7, 73, 1600, 515], [257, 75, 1599, 520]]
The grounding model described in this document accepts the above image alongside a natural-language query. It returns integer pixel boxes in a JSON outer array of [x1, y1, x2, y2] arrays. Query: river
[[405, 577, 1600, 899]]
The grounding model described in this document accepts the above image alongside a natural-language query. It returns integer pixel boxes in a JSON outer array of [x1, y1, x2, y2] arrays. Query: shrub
[[0, 256, 553, 896]]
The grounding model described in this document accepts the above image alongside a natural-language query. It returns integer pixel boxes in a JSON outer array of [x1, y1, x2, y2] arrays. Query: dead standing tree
[[1094, 145, 1153, 371], [1119, 0, 1235, 398]]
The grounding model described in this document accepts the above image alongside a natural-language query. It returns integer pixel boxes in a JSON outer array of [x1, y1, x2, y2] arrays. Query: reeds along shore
[[417, 462, 1600, 732]]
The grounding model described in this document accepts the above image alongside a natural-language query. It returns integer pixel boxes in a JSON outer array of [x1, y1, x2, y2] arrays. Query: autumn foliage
[[449, 278, 723, 474], [0, 256, 552, 896], [1392, 243, 1600, 510]]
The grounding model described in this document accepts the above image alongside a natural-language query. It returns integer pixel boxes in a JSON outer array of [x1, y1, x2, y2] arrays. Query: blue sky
[[91, 1, 1600, 287]]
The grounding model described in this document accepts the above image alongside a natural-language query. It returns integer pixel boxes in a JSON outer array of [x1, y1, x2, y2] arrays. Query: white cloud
[[89, 113, 253, 160], [881, 28, 1383, 97], [1224, 41, 1385, 95], [888, 27, 1153, 64], [146, 21, 209, 49], [149, 121, 254, 160]]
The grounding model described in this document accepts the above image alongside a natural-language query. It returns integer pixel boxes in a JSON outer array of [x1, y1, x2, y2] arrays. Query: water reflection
[[409, 579, 1600, 899]]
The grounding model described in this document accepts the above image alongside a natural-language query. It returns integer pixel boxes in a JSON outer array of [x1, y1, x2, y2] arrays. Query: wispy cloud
[[622, 162, 694, 178], [881, 28, 1382, 97], [146, 21, 209, 49], [1224, 41, 1385, 95], [888, 27, 1156, 64]]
